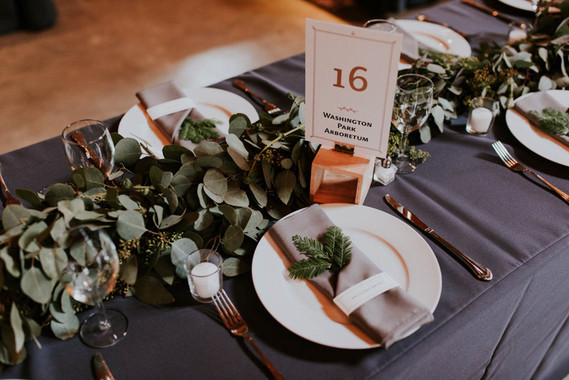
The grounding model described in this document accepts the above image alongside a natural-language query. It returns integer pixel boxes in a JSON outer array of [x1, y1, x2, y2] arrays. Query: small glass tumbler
[[62, 119, 115, 177], [184, 249, 223, 303], [465, 97, 499, 136], [363, 19, 398, 33]]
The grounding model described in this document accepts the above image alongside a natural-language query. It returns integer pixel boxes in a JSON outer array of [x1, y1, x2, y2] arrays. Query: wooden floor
[[0, 0, 346, 154]]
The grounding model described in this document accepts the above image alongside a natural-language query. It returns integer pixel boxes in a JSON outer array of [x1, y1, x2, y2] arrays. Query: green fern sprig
[[288, 226, 352, 280]]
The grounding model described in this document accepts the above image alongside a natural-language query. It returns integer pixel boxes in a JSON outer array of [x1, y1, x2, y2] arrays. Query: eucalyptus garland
[[0, 95, 313, 367], [2, 3, 569, 369]]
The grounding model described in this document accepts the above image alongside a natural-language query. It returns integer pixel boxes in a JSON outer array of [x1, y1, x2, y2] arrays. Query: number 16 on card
[[305, 19, 402, 158]]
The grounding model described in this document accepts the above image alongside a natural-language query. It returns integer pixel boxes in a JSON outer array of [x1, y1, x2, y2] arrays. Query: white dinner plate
[[498, 0, 534, 11], [506, 90, 569, 166], [397, 19, 471, 57], [118, 87, 258, 158], [251, 204, 442, 349]]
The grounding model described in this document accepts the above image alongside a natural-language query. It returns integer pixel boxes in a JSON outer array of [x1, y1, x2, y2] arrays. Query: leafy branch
[[288, 226, 352, 280]]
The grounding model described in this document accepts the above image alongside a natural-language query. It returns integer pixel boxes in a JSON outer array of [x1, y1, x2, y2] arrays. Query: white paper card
[[305, 19, 402, 158], [333, 272, 398, 316], [146, 97, 196, 120]]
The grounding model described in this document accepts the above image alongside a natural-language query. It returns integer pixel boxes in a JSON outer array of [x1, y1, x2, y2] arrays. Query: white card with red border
[[305, 19, 402, 158]]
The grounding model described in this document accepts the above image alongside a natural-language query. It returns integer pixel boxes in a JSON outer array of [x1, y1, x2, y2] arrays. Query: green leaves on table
[[288, 226, 352, 280], [0, 95, 313, 367]]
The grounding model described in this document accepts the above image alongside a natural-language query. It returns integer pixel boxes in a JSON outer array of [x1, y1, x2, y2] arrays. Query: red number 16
[[333, 66, 368, 92]]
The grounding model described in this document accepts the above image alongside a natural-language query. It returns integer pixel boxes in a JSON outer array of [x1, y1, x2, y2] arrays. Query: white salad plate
[[506, 90, 569, 167], [118, 87, 258, 158], [251, 203, 442, 349]]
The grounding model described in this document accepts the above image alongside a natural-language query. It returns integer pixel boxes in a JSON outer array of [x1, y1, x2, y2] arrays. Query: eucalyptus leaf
[[203, 168, 228, 196], [117, 210, 147, 240], [228, 114, 250, 137], [50, 316, 80, 340], [119, 255, 138, 285], [249, 183, 267, 207], [39, 247, 67, 279], [10, 304, 24, 353], [71, 167, 105, 191], [194, 141, 224, 157], [222, 257, 249, 277], [21, 267, 56, 304], [115, 137, 142, 167], [171, 238, 198, 266], [119, 194, 139, 210], [275, 170, 296, 205], [224, 189, 249, 207], [18, 221, 47, 252], [222, 225, 244, 252], [163, 144, 192, 161], [154, 255, 177, 284], [44, 184, 76, 207], [2, 205, 31, 231], [227, 146, 251, 170], [194, 209, 214, 231], [195, 156, 223, 169], [218, 204, 238, 225]]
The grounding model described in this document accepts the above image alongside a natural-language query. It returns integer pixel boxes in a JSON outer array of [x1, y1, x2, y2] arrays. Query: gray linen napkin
[[514, 91, 569, 147], [136, 81, 224, 150], [268, 204, 434, 348]]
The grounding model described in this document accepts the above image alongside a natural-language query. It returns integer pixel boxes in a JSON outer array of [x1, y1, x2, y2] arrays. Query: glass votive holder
[[184, 249, 223, 303], [465, 97, 499, 136], [61, 119, 115, 177], [363, 19, 398, 33], [508, 22, 532, 45]]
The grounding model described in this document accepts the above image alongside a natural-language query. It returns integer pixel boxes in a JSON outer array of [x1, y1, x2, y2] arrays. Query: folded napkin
[[514, 91, 569, 147], [136, 81, 224, 150], [268, 204, 434, 348], [389, 18, 430, 62]]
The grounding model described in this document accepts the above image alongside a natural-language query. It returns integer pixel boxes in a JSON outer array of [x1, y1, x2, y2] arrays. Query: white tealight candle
[[469, 107, 493, 133], [191, 262, 220, 298]]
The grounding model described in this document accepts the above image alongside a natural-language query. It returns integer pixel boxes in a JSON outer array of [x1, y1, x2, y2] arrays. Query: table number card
[[305, 18, 402, 158]]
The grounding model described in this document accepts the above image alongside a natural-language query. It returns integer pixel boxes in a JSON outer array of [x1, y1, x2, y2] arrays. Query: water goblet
[[392, 74, 434, 174], [60, 227, 128, 348], [62, 119, 115, 178]]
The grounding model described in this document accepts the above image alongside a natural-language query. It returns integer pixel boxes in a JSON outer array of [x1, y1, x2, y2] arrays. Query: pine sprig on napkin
[[288, 226, 352, 279], [178, 118, 220, 142], [529, 108, 569, 136]]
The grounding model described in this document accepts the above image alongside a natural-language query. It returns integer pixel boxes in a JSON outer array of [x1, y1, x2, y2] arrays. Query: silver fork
[[212, 290, 286, 380], [232, 80, 283, 115], [492, 141, 569, 205]]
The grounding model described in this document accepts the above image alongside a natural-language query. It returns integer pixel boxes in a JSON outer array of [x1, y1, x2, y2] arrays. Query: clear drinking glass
[[60, 227, 128, 348], [363, 19, 398, 33], [62, 119, 115, 177], [392, 74, 434, 174]]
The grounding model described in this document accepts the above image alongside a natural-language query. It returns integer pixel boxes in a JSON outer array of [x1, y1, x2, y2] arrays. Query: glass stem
[[96, 300, 111, 331], [399, 130, 409, 157]]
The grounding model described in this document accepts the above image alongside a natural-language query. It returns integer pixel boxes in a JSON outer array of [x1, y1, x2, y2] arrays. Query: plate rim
[[117, 86, 259, 157], [505, 89, 569, 167], [251, 203, 442, 349], [396, 19, 471, 57]]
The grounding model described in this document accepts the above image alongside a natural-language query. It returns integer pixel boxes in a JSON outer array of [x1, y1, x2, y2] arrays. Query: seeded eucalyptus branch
[[288, 226, 352, 280]]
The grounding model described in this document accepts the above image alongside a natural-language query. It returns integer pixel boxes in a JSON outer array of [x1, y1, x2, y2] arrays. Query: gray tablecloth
[[2, 1, 569, 379]]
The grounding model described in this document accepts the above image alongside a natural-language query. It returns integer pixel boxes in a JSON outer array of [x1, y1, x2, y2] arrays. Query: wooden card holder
[[309, 148, 374, 205]]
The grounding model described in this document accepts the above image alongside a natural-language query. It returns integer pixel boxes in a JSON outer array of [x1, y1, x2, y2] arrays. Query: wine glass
[[61, 119, 115, 178], [60, 227, 128, 348], [392, 74, 434, 174]]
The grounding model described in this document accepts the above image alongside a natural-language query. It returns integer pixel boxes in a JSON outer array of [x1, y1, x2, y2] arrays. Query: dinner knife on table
[[385, 194, 493, 281]]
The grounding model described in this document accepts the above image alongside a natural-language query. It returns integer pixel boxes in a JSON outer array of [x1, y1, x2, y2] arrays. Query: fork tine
[[492, 141, 514, 167], [212, 292, 232, 328], [218, 289, 243, 322]]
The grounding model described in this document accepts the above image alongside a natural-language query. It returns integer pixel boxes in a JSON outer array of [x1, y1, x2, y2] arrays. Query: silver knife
[[385, 194, 493, 281]]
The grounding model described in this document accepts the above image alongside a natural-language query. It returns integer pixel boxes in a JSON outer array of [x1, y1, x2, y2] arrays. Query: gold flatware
[[461, 0, 528, 28], [0, 162, 21, 206], [212, 290, 286, 380], [385, 194, 493, 281], [416, 15, 468, 37], [492, 141, 569, 204], [71, 130, 103, 170], [232, 79, 283, 115], [92, 353, 115, 380]]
